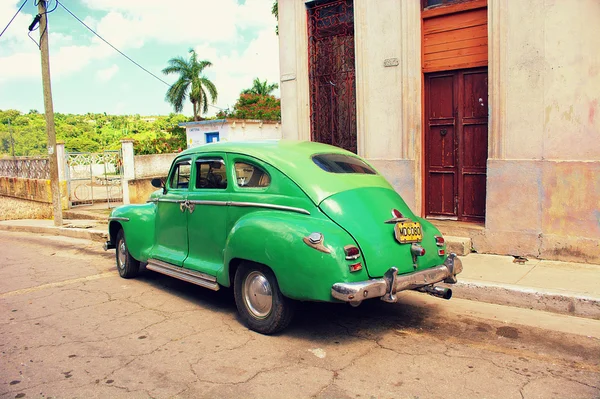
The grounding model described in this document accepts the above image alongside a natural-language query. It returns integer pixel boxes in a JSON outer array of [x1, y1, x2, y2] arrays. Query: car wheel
[[234, 263, 294, 334], [115, 229, 140, 279]]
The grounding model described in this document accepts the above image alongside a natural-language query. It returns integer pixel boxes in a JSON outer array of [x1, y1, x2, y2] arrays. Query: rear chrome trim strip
[[146, 258, 219, 291], [108, 217, 129, 222], [229, 201, 310, 215]]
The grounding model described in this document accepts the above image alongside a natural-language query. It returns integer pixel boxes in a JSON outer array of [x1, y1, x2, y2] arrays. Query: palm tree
[[162, 49, 218, 121], [241, 78, 279, 96]]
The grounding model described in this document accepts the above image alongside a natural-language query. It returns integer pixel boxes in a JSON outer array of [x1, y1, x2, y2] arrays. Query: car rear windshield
[[312, 154, 377, 174]]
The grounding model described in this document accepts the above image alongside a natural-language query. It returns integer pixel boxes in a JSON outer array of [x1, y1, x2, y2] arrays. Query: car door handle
[[179, 200, 195, 214]]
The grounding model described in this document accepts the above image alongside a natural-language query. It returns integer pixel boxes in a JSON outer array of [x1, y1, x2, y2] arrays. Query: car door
[[151, 157, 191, 266], [183, 154, 230, 276]]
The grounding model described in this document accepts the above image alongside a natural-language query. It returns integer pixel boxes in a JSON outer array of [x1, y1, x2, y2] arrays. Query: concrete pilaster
[[120, 139, 135, 205]]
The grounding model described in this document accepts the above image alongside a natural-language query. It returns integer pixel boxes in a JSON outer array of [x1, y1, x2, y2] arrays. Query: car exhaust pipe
[[420, 285, 452, 300]]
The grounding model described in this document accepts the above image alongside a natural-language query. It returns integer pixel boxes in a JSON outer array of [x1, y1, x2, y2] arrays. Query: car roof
[[179, 140, 392, 204]]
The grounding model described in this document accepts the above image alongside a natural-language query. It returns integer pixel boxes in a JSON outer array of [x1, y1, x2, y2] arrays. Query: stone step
[[444, 235, 472, 256]]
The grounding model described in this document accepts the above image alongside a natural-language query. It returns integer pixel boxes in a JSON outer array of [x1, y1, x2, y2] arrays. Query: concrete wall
[[133, 154, 177, 179], [278, 0, 600, 263], [483, 0, 600, 263], [0, 177, 68, 209], [127, 177, 160, 204]]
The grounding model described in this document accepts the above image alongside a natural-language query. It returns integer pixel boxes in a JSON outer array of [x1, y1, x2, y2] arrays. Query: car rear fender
[[108, 203, 156, 262], [220, 211, 370, 302]]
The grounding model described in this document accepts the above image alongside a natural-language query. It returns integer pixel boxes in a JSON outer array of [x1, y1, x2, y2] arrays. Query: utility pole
[[38, 0, 63, 226]]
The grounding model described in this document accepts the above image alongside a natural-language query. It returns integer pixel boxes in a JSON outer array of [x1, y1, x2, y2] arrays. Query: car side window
[[235, 162, 271, 188], [196, 158, 228, 189], [169, 160, 191, 189]]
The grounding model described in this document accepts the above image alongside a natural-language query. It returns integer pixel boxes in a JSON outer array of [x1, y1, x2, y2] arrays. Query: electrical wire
[[57, 0, 172, 87], [0, 0, 28, 39], [56, 0, 225, 110]]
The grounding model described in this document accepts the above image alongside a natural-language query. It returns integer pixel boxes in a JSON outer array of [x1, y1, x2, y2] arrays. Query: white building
[[180, 119, 282, 148]]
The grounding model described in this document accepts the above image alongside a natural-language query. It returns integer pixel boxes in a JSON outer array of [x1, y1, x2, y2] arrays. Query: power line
[[56, 0, 171, 87], [0, 0, 28, 39]]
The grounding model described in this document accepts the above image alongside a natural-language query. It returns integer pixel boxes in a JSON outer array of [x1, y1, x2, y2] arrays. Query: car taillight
[[438, 249, 445, 256], [435, 236, 445, 246], [348, 262, 362, 272], [344, 245, 360, 260], [410, 243, 426, 257], [392, 209, 403, 218]]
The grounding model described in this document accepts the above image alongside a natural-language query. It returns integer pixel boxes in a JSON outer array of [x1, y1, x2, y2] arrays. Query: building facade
[[180, 119, 282, 148], [277, 0, 600, 263]]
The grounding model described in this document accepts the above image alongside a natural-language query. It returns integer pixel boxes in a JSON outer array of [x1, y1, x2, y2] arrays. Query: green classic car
[[105, 140, 462, 334]]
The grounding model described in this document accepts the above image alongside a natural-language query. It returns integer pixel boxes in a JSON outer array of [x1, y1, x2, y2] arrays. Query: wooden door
[[424, 68, 488, 221]]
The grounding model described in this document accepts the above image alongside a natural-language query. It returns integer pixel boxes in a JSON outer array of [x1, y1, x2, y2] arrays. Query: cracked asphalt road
[[0, 230, 599, 399]]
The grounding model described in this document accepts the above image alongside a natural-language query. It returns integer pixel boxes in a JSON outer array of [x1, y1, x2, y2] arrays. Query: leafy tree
[[162, 49, 218, 121], [222, 94, 281, 121], [272, 1, 278, 35], [242, 78, 279, 96]]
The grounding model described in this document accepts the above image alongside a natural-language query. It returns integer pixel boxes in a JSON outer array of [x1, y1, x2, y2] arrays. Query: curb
[[1, 224, 598, 320], [0, 223, 108, 243], [444, 279, 600, 320]]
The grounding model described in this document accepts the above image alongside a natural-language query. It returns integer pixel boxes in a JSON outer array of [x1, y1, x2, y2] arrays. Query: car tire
[[115, 229, 140, 279], [234, 263, 294, 335]]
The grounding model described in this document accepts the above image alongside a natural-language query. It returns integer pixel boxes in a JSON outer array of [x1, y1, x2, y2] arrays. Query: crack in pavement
[[0, 271, 117, 299]]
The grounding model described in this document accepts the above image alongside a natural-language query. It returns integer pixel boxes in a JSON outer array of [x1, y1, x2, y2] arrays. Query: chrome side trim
[[148, 198, 310, 215], [158, 199, 185, 203], [229, 201, 310, 215], [188, 200, 228, 206], [108, 217, 129, 222], [146, 258, 219, 291], [331, 254, 463, 303], [147, 198, 159, 203]]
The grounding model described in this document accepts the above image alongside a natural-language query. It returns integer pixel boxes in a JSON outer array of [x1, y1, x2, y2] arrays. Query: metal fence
[[66, 150, 123, 207], [0, 157, 50, 179]]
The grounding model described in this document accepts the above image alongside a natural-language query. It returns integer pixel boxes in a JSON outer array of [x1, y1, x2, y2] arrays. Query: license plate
[[394, 221, 423, 244]]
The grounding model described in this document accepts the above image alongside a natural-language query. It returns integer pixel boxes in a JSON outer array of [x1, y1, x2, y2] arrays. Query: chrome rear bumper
[[331, 253, 462, 303]]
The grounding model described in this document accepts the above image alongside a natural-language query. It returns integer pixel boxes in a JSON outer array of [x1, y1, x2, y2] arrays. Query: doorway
[[424, 68, 488, 222]]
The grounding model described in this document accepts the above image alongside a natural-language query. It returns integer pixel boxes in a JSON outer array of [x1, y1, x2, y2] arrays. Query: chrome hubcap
[[117, 239, 127, 270], [243, 271, 272, 319]]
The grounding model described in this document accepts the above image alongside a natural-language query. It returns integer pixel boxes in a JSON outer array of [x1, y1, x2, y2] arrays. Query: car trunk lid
[[319, 187, 445, 278]]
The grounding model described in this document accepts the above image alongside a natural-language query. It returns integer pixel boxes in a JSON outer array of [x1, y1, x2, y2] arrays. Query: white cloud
[[0, 0, 280, 115], [96, 64, 119, 82], [198, 28, 281, 112]]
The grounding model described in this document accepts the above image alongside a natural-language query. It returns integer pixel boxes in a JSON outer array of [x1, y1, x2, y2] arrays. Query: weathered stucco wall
[[133, 154, 177, 179], [127, 178, 159, 204], [0, 177, 68, 210], [483, 0, 600, 262]]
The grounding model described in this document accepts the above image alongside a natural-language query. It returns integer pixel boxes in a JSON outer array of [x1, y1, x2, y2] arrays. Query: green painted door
[[183, 154, 230, 275], [151, 157, 191, 266]]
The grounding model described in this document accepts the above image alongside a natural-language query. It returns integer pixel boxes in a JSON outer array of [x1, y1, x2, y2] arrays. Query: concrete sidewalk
[[1, 218, 599, 320]]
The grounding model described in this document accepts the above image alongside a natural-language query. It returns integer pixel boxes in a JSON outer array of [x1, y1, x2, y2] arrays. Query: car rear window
[[312, 154, 377, 174]]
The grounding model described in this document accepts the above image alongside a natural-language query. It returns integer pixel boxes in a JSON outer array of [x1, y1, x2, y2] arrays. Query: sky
[[0, 0, 280, 117]]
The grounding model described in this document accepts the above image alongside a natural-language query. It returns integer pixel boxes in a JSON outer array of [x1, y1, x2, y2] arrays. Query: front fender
[[221, 211, 371, 302], [108, 203, 156, 262]]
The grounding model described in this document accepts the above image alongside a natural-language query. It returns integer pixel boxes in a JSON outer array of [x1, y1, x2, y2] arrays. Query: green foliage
[[0, 109, 191, 156], [272, 1, 278, 35], [162, 49, 218, 121], [219, 94, 281, 121], [242, 78, 279, 96]]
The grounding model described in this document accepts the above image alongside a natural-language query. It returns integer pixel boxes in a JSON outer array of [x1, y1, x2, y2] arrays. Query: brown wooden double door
[[424, 68, 488, 222]]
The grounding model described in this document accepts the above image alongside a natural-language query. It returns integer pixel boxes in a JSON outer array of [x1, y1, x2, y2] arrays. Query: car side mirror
[[151, 178, 163, 189], [151, 177, 167, 194]]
